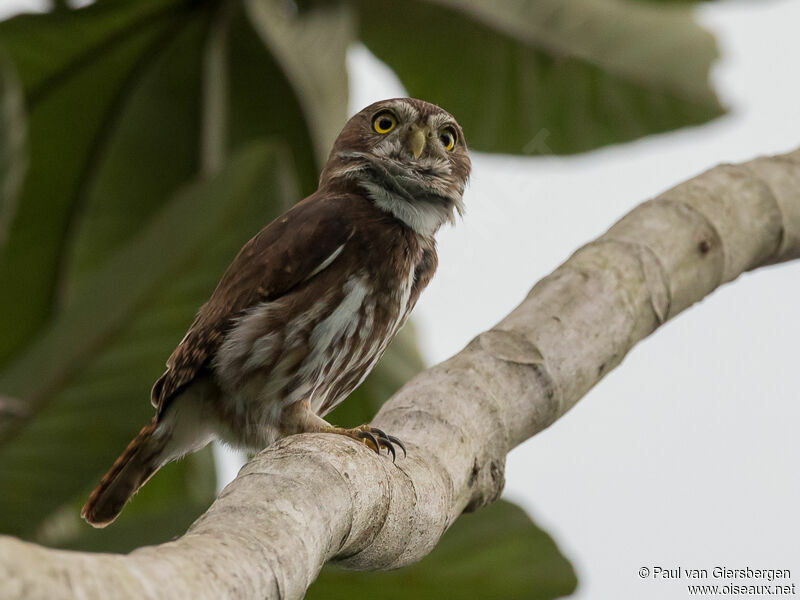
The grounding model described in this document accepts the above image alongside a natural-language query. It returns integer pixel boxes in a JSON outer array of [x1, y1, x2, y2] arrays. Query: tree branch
[[2, 148, 799, 599]]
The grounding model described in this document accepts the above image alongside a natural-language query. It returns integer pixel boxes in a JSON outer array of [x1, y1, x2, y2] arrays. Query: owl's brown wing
[[151, 194, 357, 415]]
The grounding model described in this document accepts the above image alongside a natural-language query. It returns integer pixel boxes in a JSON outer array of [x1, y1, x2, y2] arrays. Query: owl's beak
[[406, 126, 427, 159]]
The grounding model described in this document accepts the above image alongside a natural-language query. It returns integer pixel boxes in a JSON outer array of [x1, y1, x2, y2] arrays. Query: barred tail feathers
[[81, 419, 167, 528]]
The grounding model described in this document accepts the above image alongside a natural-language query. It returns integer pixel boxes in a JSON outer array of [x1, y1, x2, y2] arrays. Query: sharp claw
[[379, 439, 396, 462], [357, 430, 380, 453], [371, 427, 388, 439], [386, 435, 406, 458]]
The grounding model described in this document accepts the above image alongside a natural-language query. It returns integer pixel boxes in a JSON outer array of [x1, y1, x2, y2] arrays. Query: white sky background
[[0, 0, 797, 598], [347, 1, 800, 598]]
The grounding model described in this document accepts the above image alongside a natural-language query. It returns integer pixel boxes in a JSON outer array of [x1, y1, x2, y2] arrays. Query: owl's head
[[320, 98, 471, 237]]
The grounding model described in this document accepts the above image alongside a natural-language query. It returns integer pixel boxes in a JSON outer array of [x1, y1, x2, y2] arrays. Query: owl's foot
[[320, 425, 406, 462]]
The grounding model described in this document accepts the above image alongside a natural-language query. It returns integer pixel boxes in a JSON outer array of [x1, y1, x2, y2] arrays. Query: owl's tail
[[81, 418, 167, 528]]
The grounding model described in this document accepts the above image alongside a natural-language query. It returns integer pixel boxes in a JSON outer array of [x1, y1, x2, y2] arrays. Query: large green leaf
[[0, 0, 194, 365], [308, 500, 578, 600], [0, 0, 351, 366], [354, 0, 723, 155], [60, 3, 211, 293], [0, 143, 298, 540], [0, 0, 354, 551]]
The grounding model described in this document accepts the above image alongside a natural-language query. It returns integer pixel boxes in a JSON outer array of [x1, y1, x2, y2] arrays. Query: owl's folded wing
[[151, 194, 357, 415]]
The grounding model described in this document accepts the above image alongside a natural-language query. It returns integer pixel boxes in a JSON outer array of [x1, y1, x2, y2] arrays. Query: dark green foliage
[[355, 0, 722, 155], [0, 143, 297, 544]]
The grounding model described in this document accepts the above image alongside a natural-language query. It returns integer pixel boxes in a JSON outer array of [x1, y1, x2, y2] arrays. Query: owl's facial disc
[[320, 98, 471, 236]]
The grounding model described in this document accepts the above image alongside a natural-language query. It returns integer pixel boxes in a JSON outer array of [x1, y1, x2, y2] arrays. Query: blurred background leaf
[[354, 0, 723, 154], [0, 0, 194, 365], [0, 143, 298, 545], [0, 0, 725, 593]]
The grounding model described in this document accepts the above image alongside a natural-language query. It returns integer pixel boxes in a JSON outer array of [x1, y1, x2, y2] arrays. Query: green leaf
[[355, 0, 723, 155], [0, 48, 26, 248], [0, 0, 353, 550], [308, 500, 578, 600], [0, 0, 352, 365], [60, 3, 212, 294], [0, 0, 197, 365], [0, 143, 299, 539]]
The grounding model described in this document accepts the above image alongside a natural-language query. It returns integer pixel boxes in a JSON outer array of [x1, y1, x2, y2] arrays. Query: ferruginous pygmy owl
[[82, 98, 471, 527]]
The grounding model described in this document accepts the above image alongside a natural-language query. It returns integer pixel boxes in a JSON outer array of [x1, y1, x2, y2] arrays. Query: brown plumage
[[81, 420, 161, 526], [82, 98, 471, 527]]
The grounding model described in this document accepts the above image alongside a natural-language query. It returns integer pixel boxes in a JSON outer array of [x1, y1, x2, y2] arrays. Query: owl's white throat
[[360, 180, 454, 237]]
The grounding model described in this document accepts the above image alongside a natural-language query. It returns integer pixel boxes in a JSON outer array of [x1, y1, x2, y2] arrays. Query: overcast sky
[[1, 0, 797, 597], [348, 1, 800, 598]]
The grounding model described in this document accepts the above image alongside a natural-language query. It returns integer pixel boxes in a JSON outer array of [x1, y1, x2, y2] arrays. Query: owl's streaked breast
[[211, 207, 432, 448]]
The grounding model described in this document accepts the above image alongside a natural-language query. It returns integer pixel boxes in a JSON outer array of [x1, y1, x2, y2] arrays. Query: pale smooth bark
[[1, 149, 798, 599]]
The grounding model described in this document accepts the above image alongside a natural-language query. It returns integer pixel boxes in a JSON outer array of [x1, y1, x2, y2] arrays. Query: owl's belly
[[213, 269, 414, 448], [297, 276, 381, 415]]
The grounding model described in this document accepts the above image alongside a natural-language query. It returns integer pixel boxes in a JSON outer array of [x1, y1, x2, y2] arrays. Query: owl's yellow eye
[[439, 127, 456, 151], [373, 112, 397, 134]]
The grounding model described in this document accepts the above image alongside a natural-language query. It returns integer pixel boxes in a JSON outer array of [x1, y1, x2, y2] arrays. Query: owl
[[82, 98, 471, 527]]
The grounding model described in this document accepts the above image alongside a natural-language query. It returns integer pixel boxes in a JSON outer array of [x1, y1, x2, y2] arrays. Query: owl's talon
[[320, 425, 405, 460], [385, 434, 406, 458], [371, 428, 405, 460], [377, 437, 397, 462], [356, 429, 381, 453], [369, 428, 404, 461]]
